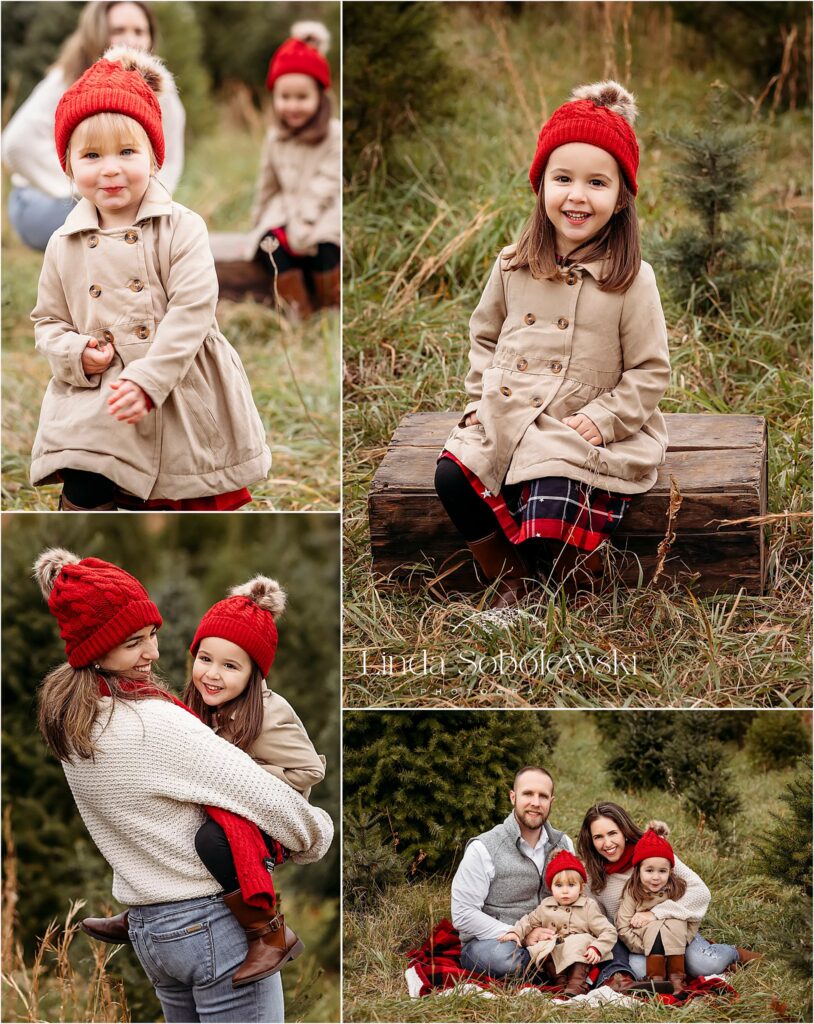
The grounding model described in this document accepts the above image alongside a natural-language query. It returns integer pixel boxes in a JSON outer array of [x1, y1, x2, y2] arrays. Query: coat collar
[[58, 177, 173, 236], [566, 258, 608, 281]]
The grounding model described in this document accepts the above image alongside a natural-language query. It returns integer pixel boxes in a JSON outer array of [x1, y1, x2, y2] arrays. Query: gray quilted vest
[[469, 812, 571, 926]]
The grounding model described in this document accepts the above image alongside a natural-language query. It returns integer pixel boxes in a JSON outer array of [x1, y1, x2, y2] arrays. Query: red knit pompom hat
[[266, 21, 331, 90], [545, 850, 588, 890], [34, 548, 162, 668], [632, 827, 675, 867], [54, 46, 171, 171], [529, 80, 639, 196], [190, 576, 287, 678]]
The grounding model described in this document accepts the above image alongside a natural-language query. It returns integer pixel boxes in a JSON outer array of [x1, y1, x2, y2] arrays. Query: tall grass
[[343, 4, 812, 706], [343, 713, 812, 1022], [1, 117, 340, 511]]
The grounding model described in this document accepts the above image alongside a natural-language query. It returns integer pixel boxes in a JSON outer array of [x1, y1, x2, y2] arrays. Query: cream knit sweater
[[588, 856, 711, 926], [61, 699, 333, 906]]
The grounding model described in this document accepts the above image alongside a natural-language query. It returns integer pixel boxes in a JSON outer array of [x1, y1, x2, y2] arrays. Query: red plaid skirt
[[440, 451, 630, 554], [115, 487, 252, 511]]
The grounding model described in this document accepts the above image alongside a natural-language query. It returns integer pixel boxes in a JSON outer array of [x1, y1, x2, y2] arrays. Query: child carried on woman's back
[[30, 46, 271, 511], [81, 575, 325, 986], [499, 850, 617, 996]]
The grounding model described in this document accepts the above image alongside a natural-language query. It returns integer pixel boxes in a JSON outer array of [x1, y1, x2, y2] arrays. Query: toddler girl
[[248, 21, 340, 318], [81, 573, 325, 986], [616, 827, 698, 994], [435, 81, 671, 610], [499, 851, 617, 996], [30, 47, 271, 511]]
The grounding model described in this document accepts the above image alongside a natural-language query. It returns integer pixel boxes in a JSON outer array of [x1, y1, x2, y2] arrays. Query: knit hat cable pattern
[[632, 827, 675, 867], [545, 849, 588, 890], [266, 22, 331, 90]]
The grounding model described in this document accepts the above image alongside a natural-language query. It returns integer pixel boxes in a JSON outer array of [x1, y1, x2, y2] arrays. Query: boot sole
[[628, 980, 674, 995], [79, 922, 131, 945], [232, 939, 305, 987]]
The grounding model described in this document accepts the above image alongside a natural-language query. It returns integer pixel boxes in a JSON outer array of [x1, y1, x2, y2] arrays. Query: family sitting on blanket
[[450, 766, 761, 996]]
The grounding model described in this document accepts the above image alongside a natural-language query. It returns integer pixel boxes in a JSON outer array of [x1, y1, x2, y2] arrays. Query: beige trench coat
[[246, 119, 341, 259], [213, 681, 326, 801], [30, 179, 271, 500], [512, 894, 617, 973], [443, 247, 671, 496], [616, 889, 700, 955]]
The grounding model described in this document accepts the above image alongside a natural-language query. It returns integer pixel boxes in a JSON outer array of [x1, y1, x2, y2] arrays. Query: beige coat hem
[[527, 933, 612, 974]]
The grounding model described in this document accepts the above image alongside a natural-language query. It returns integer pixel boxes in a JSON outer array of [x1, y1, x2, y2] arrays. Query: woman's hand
[[497, 931, 522, 945], [563, 413, 603, 446], [629, 911, 656, 928], [464, 411, 481, 428], [81, 338, 115, 376], [525, 926, 556, 944], [583, 947, 601, 965], [108, 379, 151, 424]]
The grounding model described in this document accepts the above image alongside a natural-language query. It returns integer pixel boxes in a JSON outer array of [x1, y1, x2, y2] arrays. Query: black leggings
[[434, 458, 501, 541], [61, 469, 116, 508], [255, 237, 340, 277], [194, 818, 278, 893]]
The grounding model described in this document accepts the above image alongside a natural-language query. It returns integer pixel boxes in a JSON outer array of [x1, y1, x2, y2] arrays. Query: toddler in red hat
[[30, 46, 271, 513], [499, 849, 617, 996], [436, 81, 671, 617], [615, 824, 699, 994], [247, 21, 340, 317]]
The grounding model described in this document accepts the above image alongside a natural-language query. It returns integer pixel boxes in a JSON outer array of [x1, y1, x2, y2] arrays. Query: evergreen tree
[[755, 756, 813, 895], [343, 711, 559, 874], [746, 712, 811, 770], [343, 806, 406, 908]]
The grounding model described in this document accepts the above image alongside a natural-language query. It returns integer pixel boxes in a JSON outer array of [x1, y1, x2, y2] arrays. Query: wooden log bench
[[368, 412, 768, 597], [209, 231, 271, 304]]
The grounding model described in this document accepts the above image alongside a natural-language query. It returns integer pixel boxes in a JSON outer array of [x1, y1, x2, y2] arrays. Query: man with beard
[[451, 765, 574, 978]]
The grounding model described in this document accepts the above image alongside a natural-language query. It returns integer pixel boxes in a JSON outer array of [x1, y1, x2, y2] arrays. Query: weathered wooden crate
[[209, 232, 271, 303], [368, 412, 768, 596]]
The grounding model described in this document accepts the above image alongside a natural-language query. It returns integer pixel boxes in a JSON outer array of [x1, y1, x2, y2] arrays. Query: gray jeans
[[128, 894, 284, 1023], [8, 187, 75, 251]]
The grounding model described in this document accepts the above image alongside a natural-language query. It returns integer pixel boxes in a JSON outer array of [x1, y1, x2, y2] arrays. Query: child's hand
[[81, 338, 115, 376], [563, 413, 603, 446], [464, 411, 481, 428], [497, 931, 522, 945], [108, 379, 151, 424], [583, 947, 601, 965], [525, 926, 556, 944], [629, 911, 656, 928]]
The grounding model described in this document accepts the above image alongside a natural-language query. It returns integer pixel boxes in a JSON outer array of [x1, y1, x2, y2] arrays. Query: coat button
[[516, 358, 528, 371], [88, 235, 99, 248], [524, 313, 536, 325], [532, 396, 543, 407], [102, 330, 114, 344], [135, 325, 149, 340], [124, 231, 138, 244], [89, 284, 101, 297], [128, 279, 145, 292], [551, 362, 563, 374], [557, 317, 569, 329], [566, 272, 578, 285], [500, 386, 512, 397]]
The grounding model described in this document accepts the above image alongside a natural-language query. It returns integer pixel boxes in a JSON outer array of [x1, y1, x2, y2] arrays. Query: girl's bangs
[[552, 869, 583, 886], [69, 112, 151, 155]]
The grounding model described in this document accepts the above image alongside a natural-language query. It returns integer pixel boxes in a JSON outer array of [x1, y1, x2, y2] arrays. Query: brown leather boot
[[563, 961, 591, 996], [311, 265, 340, 309], [735, 946, 763, 966], [666, 954, 686, 994], [59, 494, 116, 511], [275, 268, 313, 320], [629, 953, 674, 993], [467, 531, 532, 610], [223, 889, 304, 987], [605, 972, 635, 992], [80, 909, 131, 944]]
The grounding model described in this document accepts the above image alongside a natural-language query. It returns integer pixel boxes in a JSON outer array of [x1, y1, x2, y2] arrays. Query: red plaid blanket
[[406, 919, 738, 1005]]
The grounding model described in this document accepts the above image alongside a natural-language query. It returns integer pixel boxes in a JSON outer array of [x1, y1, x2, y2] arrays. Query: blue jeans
[[8, 187, 75, 251], [628, 934, 739, 979], [460, 937, 531, 978], [128, 894, 284, 1023]]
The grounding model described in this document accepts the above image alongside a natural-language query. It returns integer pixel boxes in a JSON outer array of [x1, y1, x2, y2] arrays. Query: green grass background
[[342, 4, 812, 707], [1, 115, 340, 511], [343, 711, 811, 1023]]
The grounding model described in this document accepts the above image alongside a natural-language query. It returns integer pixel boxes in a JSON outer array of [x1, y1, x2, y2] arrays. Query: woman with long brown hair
[[35, 548, 332, 1022], [577, 802, 757, 988], [4, 1, 184, 249]]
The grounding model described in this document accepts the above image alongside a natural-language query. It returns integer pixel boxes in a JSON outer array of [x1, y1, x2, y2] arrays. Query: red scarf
[[99, 678, 279, 909], [602, 841, 636, 875]]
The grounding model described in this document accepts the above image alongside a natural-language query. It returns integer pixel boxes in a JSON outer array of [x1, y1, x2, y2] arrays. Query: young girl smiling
[[30, 47, 271, 511], [435, 81, 671, 610]]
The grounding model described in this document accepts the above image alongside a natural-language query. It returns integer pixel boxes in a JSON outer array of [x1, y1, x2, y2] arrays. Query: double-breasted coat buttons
[[124, 231, 138, 244], [500, 385, 512, 397], [551, 362, 563, 374], [524, 313, 536, 325], [532, 396, 543, 407], [88, 236, 99, 248], [128, 279, 145, 292], [566, 271, 578, 285], [557, 317, 569, 330], [516, 358, 528, 371], [135, 325, 150, 340], [89, 284, 101, 298], [102, 330, 114, 344]]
